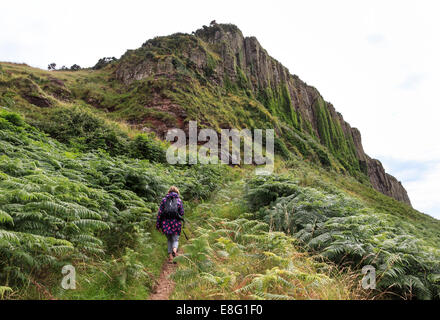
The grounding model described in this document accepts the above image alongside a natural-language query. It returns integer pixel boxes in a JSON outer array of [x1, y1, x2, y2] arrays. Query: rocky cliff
[[115, 22, 411, 206], [367, 156, 412, 205]]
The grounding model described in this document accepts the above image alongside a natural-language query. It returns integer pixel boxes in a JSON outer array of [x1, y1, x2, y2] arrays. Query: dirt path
[[148, 181, 240, 300], [148, 255, 179, 300]]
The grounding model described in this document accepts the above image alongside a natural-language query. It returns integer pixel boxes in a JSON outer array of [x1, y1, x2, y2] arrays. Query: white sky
[[1, 0, 439, 219]]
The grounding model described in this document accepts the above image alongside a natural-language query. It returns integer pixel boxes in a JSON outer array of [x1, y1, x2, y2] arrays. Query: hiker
[[156, 186, 184, 263]]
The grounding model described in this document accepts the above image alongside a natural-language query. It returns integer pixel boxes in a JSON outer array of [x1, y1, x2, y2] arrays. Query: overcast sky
[[1, 0, 439, 219]]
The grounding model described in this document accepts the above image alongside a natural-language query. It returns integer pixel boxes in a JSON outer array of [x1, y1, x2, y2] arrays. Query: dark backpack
[[162, 197, 181, 220]]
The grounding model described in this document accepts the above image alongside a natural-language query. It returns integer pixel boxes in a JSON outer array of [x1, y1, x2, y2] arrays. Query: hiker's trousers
[[166, 234, 180, 254]]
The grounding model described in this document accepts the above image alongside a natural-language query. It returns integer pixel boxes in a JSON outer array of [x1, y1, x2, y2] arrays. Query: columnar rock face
[[367, 156, 412, 205], [115, 23, 412, 206], [194, 25, 320, 127]]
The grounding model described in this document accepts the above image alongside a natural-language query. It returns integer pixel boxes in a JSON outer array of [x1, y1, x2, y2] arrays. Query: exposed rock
[[350, 127, 368, 163], [114, 23, 412, 206], [23, 94, 52, 108], [11, 77, 52, 108], [42, 77, 72, 101], [367, 156, 412, 205]]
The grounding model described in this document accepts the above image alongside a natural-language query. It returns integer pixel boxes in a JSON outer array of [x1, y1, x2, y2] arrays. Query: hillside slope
[[1, 23, 410, 205], [115, 22, 410, 205], [0, 23, 438, 300], [0, 109, 369, 300]]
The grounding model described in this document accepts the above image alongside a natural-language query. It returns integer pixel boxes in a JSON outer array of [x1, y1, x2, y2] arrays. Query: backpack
[[162, 197, 182, 220]]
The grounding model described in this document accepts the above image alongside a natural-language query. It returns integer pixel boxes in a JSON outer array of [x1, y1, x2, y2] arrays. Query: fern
[[246, 175, 440, 299], [0, 286, 12, 299], [0, 110, 230, 293], [0, 210, 13, 224]]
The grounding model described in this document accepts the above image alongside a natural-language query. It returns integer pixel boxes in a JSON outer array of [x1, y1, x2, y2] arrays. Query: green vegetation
[[1, 105, 362, 300], [113, 30, 364, 179], [0, 23, 439, 300], [172, 178, 364, 300], [0, 48, 359, 182], [30, 105, 167, 162], [92, 57, 118, 70], [312, 97, 360, 175], [0, 108, 229, 298], [244, 165, 440, 299], [256, 84, 299, 130]]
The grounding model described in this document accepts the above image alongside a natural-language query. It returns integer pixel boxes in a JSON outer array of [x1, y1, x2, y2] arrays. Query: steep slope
[[113, 23, 410, 205], [366, 155, 411, 204], [0, 23, 410, 205], [0, 25, 439, 298], [0, 107, 232, 299], [171, 177, 366, 300], [0, 109, 370, 300]]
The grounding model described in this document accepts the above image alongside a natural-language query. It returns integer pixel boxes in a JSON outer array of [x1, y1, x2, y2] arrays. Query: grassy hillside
[[171, 178, 365, 300], [170, 160, 440, 300], [0, 61, 357, 179], [245, 167, 440, 299], [0, 106, 233, 298], [0, 106, 364, 300], [0, 60, 439, 300]]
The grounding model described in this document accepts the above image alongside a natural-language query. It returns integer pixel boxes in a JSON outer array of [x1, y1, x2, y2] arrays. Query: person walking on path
[[156, 186, 184, 263]]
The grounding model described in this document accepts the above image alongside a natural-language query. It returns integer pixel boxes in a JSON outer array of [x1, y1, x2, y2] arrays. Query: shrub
[[2, 111, 24, 127], [172, 183, 361, 300], [1, 92, 16, 109], [130, 134, 167, 163], [179, 165, 230, 200], [0, 119, 166, 289], [31, 106, 130, 155], [0, 110, 25, 132], [245, 175, 440, 299], [93, 57, 117, 70], [245, 175, 299, 211]]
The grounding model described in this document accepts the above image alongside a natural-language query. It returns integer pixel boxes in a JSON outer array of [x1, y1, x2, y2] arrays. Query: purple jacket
[[156, 192, 184, 235]]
